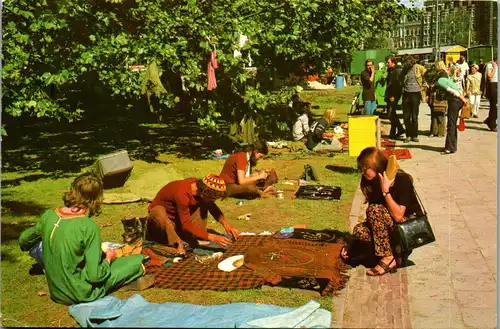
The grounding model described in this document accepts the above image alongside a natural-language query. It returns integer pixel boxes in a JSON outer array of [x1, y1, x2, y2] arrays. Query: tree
[[443, 7, 476, 47], [2, 0, 409, 135]]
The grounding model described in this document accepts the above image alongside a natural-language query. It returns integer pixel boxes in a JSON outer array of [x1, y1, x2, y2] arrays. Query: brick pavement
[[332, 98, 497, 328]]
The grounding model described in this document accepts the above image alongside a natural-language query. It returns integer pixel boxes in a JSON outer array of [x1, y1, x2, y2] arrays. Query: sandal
[[366, 257, 397, 276]]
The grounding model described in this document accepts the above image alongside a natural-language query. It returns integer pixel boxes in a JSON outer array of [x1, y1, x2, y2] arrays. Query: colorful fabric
[[219, 152, 248, 184], [207, 51, 218, 90], [353, 204, 408, 257], [147, 235, 348, 296], [147, 178, 223, 241], [202, 174, 226, 192], [381, 148, 412, 160], [69, 294, 332, 328], [19, 209, 144, 305]]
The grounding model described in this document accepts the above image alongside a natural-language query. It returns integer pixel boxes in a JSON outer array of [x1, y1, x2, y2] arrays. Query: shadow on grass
[[2, 113, 232, 179], [2, 200, 48, 217], [325, 165, 358, 175], [1, 220, 38, 242], [2, 173, 71, 188]]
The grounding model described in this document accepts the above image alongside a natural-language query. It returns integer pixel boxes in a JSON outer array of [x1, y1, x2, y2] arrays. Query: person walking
[[433, 60, 468, 154], [466, 64, 482, 119], [360, 59, 377, 115], [478, 58, 487, 98], [401, 55, 427, 143], [385, 56, 405, 139], [484, 56, 498, 132]]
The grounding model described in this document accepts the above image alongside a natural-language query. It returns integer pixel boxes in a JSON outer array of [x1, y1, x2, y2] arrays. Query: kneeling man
[[146, 174, 240, 254]]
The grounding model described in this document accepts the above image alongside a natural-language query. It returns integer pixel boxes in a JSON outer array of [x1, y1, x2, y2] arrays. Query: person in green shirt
[[433, 60, 468, 155], [19, 173, 154, 305]]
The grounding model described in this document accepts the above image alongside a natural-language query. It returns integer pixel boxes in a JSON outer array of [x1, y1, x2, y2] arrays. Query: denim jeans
[[29, 241, 44, 270], [363, 100, 377, 115]]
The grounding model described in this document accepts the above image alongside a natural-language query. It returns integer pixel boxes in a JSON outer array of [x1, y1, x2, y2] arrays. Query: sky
[[399, 0, 424, 8]]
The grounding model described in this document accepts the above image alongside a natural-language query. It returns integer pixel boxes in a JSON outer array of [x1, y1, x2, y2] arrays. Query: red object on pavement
[[382, 148, 412, 160], [381, 139, 396, 148]]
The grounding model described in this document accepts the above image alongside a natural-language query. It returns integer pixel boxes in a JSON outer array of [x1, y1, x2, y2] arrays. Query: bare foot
[[263, 186, 276, 194]]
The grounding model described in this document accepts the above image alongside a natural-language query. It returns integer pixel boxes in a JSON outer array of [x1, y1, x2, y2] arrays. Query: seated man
[[146, 174, 240, 255], [292, 102, 312, 142], [220, 140, 277, 199]]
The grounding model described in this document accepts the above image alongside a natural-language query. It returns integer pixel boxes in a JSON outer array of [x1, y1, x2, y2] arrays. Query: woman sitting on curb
[[220, 140, 277, 199], [19, 173, 153, 305], [341, 147, 419, 276], [306, 109, 342, 152]]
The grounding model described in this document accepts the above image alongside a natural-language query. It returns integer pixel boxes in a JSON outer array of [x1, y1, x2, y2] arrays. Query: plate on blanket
[[218, 255, 245, 272]]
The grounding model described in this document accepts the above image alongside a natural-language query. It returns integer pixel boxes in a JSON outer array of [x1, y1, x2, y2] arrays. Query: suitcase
[[93, 150, 133, 189]]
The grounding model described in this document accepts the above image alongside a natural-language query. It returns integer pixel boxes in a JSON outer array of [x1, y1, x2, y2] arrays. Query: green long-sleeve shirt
[[19, 209, 143, 305], [436, 77, 461, 99]]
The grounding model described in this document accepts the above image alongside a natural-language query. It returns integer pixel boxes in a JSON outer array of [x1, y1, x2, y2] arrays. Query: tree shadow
[[325, 164, 358, 175], [2, 112, 229, 179], [2, 173, 70, 188], [1, 200, 48, 217], [1, 220, 37, 242]]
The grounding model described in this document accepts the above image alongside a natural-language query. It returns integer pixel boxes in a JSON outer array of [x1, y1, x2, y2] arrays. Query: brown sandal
[[366, 257, 397, 276]]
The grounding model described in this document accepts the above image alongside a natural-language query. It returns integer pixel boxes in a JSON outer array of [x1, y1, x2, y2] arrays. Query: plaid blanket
[[147, 235, 349, 295]]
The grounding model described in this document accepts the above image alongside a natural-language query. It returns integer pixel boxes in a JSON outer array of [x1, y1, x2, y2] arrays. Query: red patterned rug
[[145, 235, 349, 296], [382, 148, 412, 159]]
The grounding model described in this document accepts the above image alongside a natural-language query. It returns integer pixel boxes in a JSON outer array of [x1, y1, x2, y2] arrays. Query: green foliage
[[443, 7, 476, 47], [2, 0, 408, 133]]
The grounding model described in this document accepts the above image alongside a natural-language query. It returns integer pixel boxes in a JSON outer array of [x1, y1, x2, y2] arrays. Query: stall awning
[[398, 45, 466, 56]]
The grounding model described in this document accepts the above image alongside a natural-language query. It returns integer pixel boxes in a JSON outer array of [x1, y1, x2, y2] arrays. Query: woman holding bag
[[433, 60, 468, 155]]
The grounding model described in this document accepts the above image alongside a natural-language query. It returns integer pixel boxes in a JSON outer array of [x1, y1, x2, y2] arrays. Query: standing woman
[[400, 55, 427, 143], [19, 173, 153, 305], [434, 60, 468, 155]]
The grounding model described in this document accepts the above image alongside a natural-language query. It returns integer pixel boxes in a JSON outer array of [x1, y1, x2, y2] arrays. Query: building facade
[[388, 0, 497, 51]]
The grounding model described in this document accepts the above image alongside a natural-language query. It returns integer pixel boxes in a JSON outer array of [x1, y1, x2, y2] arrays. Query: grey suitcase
[[93, 150, 133, 189]]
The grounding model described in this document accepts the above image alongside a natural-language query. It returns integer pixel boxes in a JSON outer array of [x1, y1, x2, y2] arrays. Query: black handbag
[[395, 186, 436, 253]]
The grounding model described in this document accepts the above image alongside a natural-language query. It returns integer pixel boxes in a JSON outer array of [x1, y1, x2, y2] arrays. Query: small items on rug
[[217, 255, 244, 272], [237, 213, 252, 221], [295, 185, 341, 200]]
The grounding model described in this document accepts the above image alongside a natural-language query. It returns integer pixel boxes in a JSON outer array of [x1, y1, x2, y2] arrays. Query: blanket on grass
[[69, 294, 332, 328], [147, 235, 348, 296]]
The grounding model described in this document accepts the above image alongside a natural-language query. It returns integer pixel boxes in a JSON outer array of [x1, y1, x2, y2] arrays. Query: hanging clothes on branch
[[207, 50, 218, 91]]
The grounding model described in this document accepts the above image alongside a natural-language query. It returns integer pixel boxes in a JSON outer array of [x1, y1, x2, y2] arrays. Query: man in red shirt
[[145, 174, 240, 255], [220, 140, 276, 199]]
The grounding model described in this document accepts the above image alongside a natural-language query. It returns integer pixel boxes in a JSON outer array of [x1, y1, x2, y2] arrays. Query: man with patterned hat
[[146, 174, 240, 254]]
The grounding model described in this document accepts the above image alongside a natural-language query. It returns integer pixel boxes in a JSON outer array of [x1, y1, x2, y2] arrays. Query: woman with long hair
[[305, 109, 342, 152], [434, 60, 468, 154], [220, 140, 277, 199], [19, 173, 153, 305], [341, 147, 419, 276]]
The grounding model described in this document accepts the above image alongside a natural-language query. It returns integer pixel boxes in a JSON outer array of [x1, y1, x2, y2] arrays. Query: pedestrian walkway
[[332, 98, 497, 328]]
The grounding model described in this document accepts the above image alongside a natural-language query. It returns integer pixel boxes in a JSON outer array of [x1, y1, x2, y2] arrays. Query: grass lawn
[[1, 87, 360, 327]]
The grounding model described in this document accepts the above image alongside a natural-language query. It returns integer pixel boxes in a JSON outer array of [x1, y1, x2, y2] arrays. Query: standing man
[[360, 60, 377, 115], [466, 64, 482, 119], [385, 56, 405, 139], [478, 58, 487, 98], [401, 55, 427, 143], [457, 56, 470, 83], [484, 56, 498, 132]]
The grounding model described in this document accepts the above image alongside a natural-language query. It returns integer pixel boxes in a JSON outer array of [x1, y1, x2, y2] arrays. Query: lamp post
[[434, 0, 440, 61]]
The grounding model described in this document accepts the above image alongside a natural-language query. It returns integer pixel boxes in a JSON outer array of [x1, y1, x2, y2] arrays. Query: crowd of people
[[359, 54, 498, 154], [17, 53, 497, 309], [18, 140, 282, 305]]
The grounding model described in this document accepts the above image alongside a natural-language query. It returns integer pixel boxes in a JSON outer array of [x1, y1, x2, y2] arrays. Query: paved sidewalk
[[332, 99, 497, 328]]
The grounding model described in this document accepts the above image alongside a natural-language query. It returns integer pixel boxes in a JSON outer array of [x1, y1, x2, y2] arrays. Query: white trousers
[[469, 94, 481, 116]]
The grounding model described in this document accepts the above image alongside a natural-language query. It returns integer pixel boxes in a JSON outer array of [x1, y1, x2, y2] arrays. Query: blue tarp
[[69, 294, 331, 328]]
